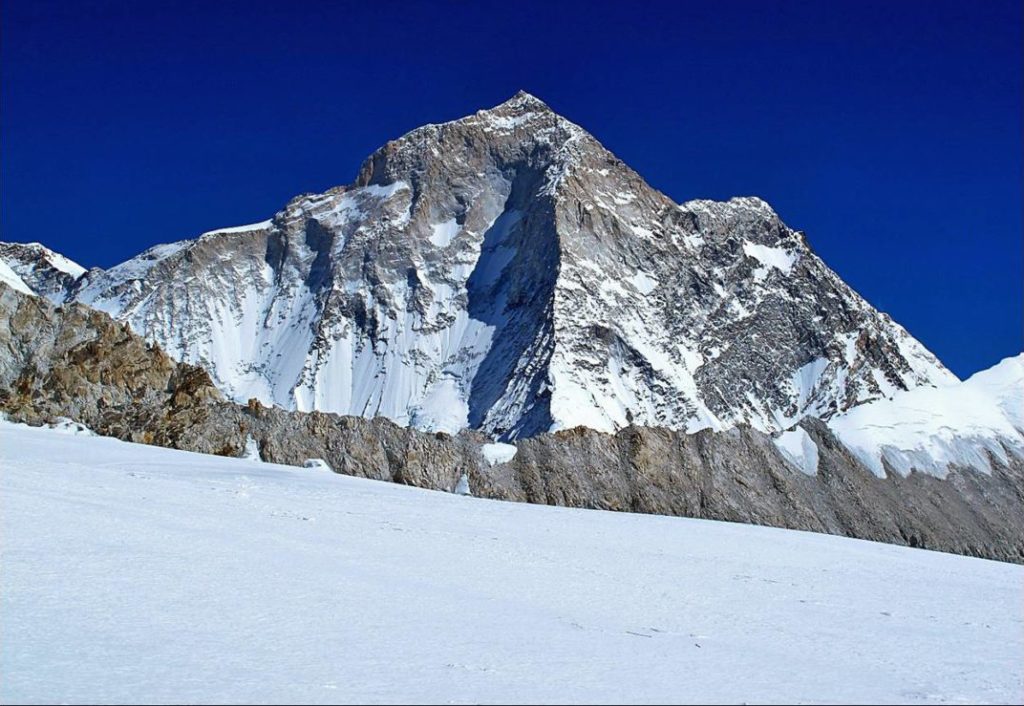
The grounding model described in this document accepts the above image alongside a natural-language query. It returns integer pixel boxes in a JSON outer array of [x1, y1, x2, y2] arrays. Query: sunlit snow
[[1, 422, 1021, 704], [773, 426, 820, 475], [742, 241, 798, 275], [481, 442, 517, 466], [0, 260, 34, 296], [828, 354, 1024, 477]]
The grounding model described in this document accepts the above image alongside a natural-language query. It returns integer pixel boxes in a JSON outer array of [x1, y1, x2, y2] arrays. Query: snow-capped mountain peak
[[0, 94, 960, 440]]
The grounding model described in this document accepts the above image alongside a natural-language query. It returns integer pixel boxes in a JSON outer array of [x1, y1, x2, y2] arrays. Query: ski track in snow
[[1, 422, 1022, 704]]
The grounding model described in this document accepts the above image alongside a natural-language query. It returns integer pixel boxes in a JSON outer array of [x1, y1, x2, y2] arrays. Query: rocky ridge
[[3, 281, 1022, 564], [0, 242, 86, 304]]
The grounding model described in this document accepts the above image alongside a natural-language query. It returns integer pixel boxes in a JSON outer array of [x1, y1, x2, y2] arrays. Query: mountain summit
[[4, 94, 957, 439]]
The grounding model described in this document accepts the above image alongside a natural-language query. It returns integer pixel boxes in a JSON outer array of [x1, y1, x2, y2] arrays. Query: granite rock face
[[8, 92, 954, 439], [3, 282, 1022, 564]]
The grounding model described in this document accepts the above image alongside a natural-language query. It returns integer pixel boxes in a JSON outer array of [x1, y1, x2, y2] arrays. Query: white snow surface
[[36, 244, 87, 278], [429, 219, 460, 247], [2, 422, 1022, 704], [742, 241, 798, 274], [242, 434, 262, 461], [828, 354, 1024, 478], [773, 426, 819, 475], [0, 260, 34, 296], [628, 270, 658, 295], [1, 242, 86, 281], [203, 219, 274, 235], [48, 417, 97, 436], [965, 353, 1024, 434], [481, 441, 518, 466]]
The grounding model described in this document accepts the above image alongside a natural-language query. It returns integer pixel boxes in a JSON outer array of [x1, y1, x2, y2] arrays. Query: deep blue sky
[[2, 0, 1020, 377]]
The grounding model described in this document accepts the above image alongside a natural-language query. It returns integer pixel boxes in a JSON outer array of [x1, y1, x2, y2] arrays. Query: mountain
[[3, 279, 1023, 562], [0, 92, 959, 440]]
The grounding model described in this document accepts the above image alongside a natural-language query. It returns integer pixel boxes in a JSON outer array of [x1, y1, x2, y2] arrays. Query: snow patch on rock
[[743, 241, 797, 274], [429, 219, 460, 247], [628, 271, 658, 295], [773, 426, 819, 476], [202, 219, 274, 236], [481, 442, 517, 466], [49, 418, 96, 436], [242, 435, 262, 462]]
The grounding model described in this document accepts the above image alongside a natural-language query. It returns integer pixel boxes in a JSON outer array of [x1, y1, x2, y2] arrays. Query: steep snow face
[[35, 92, 957, 439], [3, 422, 1022, 704], [0, 260, 34, 296], [828, 354, 1024, 477], [773, 426, 820, 475], [0, 242, 86, 303]]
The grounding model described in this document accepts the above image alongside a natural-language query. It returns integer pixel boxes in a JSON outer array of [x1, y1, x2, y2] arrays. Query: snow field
[[1, 422, 1021, 704]]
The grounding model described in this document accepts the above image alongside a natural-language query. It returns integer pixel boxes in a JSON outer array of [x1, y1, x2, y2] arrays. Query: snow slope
[[828, 353, 1024, 477], [2, 422, 1021, 704], [0, 260, 33, 296]]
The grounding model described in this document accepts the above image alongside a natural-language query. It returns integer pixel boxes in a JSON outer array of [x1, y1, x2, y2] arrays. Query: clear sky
[[2, 0, 1020, 377]]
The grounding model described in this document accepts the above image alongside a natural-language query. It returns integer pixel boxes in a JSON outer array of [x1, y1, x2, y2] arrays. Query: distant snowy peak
[[0, 242, 87, 303], [827, 353, 1024, 478], [14, 241, 86, 278], [6, 92, 962, 441]]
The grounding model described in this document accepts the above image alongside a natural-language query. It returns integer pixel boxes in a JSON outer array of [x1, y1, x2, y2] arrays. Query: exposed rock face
[[7, 92, 955, 439], [2, 281, 1022, 564], [0, 283, 221, 421]]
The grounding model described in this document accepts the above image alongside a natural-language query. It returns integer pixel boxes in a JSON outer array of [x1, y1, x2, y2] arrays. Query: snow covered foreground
[[2, 424, 1021, 705]]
